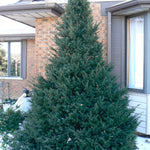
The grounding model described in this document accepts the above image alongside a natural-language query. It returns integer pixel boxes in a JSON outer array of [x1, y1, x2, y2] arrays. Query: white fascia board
[[45, 0, 124, 4]]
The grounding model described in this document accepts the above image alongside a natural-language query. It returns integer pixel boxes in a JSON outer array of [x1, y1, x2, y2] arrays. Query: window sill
[[128, 92, 148, 97], [0, 77, 23, 80], [128, 88, 144, 93]]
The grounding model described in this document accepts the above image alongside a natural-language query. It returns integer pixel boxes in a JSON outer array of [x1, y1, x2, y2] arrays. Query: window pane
[[0, 42, 8, 76], [10, 42, 21, 77], [128, 16, 144, 89]]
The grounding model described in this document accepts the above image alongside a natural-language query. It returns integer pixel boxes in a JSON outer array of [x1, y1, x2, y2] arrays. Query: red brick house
[[0, 0, 150, 135]]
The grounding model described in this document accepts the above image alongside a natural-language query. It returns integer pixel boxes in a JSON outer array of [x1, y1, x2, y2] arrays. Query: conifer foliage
[[9, 0, 138, 149]]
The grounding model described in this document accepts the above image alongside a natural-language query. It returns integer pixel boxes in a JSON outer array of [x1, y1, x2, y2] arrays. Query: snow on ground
[[0, 135, 149, 150], [136, 136, 150, 150]]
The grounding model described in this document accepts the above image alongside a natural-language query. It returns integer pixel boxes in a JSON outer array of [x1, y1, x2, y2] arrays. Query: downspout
[[107, 11, 112, 64]]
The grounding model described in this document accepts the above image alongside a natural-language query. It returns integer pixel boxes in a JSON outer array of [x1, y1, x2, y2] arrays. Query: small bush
[[0, 108, 24, 133], [0, 108, 24, 149]]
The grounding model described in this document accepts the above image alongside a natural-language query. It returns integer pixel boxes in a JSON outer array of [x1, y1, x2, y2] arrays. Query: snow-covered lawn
[[136, 136, 150, 150], [0, 135, 149, 150]]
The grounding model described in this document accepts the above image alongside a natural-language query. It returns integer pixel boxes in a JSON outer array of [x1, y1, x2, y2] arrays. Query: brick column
[[35, 17, 58, 77]]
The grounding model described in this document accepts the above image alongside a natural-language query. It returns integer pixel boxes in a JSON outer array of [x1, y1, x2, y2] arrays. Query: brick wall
[[35, 17, 58, 77], [90, 3, 108, 61], [0, 2, 108, 99]]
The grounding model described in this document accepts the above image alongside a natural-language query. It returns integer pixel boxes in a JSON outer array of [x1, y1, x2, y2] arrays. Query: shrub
[[0, 108, 24, 149]]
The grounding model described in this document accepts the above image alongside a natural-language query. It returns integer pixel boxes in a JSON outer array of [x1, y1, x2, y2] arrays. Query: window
[[0, 41, 26, 78], [109, 4, 150, 94], [127, 16, 144, 90]]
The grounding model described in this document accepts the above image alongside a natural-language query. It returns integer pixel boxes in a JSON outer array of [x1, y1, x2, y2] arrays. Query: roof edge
[[0, 2, 64, 15], [106, 0, 150, 12]]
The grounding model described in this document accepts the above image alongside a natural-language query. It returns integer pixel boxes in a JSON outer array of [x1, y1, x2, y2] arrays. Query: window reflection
[[10, 42, 21, 77], [0, 42, 21, 77], [0, 42, 8, 76]]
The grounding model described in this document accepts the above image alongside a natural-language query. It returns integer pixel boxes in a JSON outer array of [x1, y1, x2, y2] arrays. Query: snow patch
[[136, 136, 150, 150]]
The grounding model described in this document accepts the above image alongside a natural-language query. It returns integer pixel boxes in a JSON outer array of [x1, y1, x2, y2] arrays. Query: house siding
[[129, 93, 147, 134], [111, 16, 125, 86], [129, 92, 150, 135], [147, 95, 150, 134]]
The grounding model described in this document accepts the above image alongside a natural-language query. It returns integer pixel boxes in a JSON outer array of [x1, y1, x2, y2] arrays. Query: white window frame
[[126, 15, 144, 91]]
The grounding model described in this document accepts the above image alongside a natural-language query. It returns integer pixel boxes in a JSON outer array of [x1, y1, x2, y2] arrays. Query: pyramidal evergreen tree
[[9, 0, 138, 149]]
